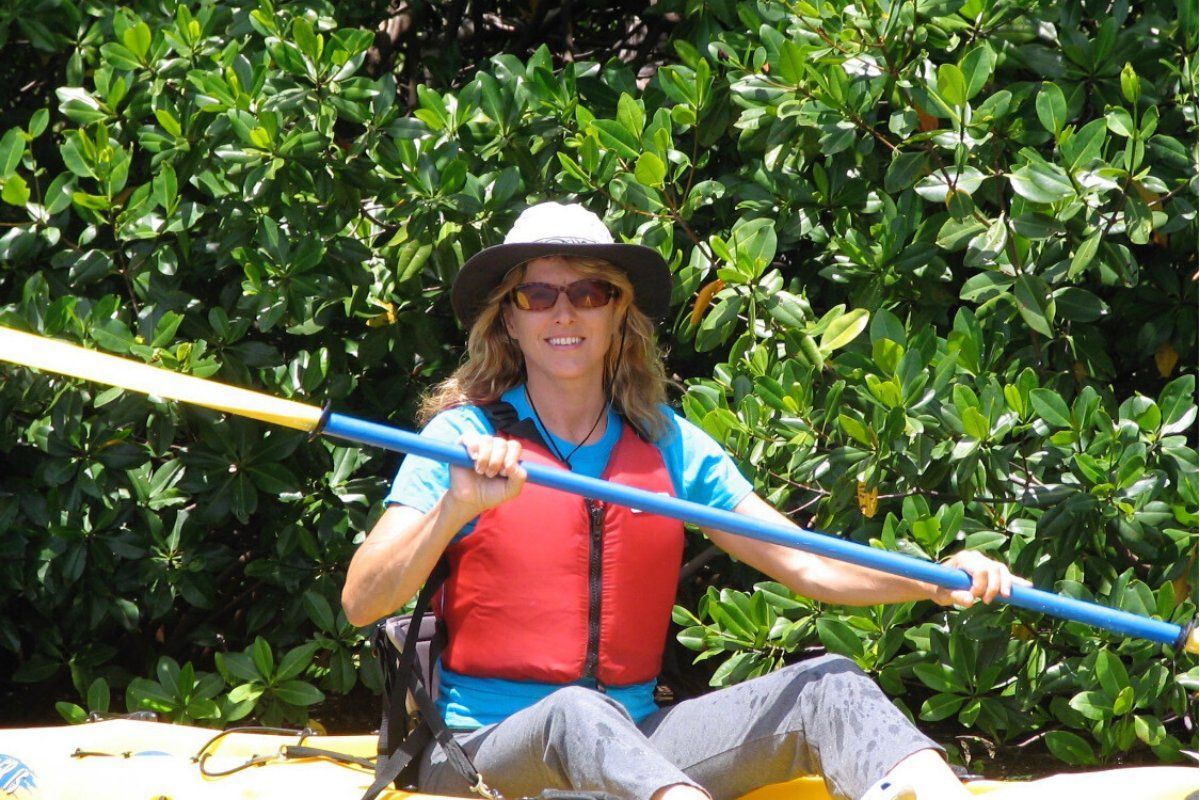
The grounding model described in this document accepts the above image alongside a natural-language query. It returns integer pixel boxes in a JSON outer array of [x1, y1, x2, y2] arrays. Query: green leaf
[[634, 152, 666, 188], [1010, 162, 1074, 204], [1030, 388, 1072, 428], [695, 295, 742, 352], [730, 218, 777, 278], [591, 119, 640, 161], [816, 618, 863, 658], [1035, 82, 1066, 134], [216, 652, 259, 684], [884, 152, 927, 193], [838, 414, 873, 446], [28, 109, 49, 138], [936, 64, 966, 106], [913, 663, 966, 693], [1159, 376, 1197, 434], [292, 17, 320, 62], [872, 338, 904, 374], [962, 406, 990, 440], [965, 218, 1007, 268], [87, 677, 110, 712], [915, 167, 985, 202], [1106, 108, 1135, 138], [303, 590, 336, 631], [1061, 119, 1108, 172], [959, 44, 996, 99], [1095, 650, 1131, 699], [1014, 274, 1055, 337], [227, 683, 264, 704], [869, 308, 905, 346], [1134, 714, 1166, 746], [710, 594, 756, 641], [56, 701, 87, 724], [764, 292, 807, 329], [1067, 232, 1101, 278], [1112, 685, 1135, 716], [276, 642, 320, 682], [1054, 287, 1105, 322], [99, 42, 143, 71], [920, 692, 966, 722], [819, 308, 869, 353], [778, 41, 807, 85], [959, 271, 1012, 303], [60, 133, 95, 178], [616, 93, 645, 140], [154, 164, 178, 211], [1073, 453, 1106, 484], [1124, 195, 1153, 244], [0, 128, 24, 178], [2, 174, 30, 206], [123, 20, 152, 60], [250, 637, 274, 678], [155, 108, 182, 137], [1069, 690, 1112, 721], [1045, 731, 1097, 766]]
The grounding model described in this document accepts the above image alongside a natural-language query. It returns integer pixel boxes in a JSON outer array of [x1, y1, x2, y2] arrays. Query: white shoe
[[858, 778, 917, 800]]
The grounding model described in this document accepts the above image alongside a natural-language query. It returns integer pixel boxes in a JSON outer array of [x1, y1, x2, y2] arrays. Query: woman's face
[[502, 256, 621, 389]]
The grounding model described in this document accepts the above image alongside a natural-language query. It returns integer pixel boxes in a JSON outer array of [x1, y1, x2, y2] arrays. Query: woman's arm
[[341, 433, 526, 626], [342, 500, 474, 627], [701, 492, 1023, 607]]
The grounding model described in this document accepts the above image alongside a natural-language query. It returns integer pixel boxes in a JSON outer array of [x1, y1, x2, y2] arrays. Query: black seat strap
[[365, 558, 496, 799]]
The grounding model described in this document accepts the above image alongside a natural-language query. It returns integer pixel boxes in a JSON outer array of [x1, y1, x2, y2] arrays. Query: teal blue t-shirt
[[384, 384, 753, 728]]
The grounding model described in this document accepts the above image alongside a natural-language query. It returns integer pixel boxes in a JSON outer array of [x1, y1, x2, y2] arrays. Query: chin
[[530, 361, 603, 384]]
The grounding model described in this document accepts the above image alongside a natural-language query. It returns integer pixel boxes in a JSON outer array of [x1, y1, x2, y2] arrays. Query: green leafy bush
[[0, 0, 1195, 766]]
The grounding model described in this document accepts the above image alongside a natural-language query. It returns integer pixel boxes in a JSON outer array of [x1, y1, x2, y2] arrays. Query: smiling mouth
[[546, 336, 584, 347]]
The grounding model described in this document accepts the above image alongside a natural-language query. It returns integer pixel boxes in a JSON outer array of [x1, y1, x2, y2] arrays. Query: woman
[[343, 202, 1024, 800]]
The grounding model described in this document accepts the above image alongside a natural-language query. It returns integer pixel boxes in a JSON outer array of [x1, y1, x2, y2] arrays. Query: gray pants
[[418, 655, 942, 800]]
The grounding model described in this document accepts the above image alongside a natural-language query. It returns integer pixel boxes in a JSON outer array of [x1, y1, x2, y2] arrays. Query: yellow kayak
[[0, 720, 1194, 800]]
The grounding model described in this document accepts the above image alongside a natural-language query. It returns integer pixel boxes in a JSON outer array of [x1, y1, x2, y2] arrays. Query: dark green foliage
[[0, 0, 1195, 766]]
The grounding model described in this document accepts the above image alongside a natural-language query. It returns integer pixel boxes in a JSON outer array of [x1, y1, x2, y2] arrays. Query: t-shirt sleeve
[[659, 406, 755, 512], [383, 407, 491, 512]]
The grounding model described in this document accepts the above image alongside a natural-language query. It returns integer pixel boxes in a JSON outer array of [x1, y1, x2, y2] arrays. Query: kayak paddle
[[0, 325, 1196, 653]]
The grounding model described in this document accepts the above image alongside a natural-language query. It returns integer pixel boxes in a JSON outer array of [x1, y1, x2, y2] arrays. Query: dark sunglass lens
[[513, 284, 558, 310], [569, 280, 615, 308]]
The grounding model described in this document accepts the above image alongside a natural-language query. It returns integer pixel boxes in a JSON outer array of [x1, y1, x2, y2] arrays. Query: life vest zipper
[[583, 498, 605, 683]]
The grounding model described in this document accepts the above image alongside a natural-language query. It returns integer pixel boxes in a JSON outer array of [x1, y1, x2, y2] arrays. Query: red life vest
[[438, 412, 685, 687]]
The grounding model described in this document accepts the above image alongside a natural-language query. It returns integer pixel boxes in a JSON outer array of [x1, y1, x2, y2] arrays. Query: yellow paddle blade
[[0, 326, 323, 432]]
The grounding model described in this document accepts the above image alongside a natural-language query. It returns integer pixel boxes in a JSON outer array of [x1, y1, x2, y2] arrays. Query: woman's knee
[[794, 653, 868, 677], [779, 654, 889, 714], [778, 654, 872, 691]]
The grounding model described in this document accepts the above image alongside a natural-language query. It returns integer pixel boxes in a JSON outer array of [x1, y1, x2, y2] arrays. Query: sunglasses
[[508, 279, 619, 311]]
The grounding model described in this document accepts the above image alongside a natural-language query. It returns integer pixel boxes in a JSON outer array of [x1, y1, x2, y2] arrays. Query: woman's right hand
[[447, 432, 527, 517]]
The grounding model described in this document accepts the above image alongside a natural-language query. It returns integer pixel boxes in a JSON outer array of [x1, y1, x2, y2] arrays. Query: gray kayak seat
[[381, 612, 444, 715]]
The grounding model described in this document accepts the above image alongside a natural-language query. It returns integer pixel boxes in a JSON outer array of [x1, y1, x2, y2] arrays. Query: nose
[[549, 290, 577, 320]]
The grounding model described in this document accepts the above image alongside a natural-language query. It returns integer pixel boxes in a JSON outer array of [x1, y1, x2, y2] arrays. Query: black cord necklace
[[524, 386, 610, 469], [523, 316, 627, 468]]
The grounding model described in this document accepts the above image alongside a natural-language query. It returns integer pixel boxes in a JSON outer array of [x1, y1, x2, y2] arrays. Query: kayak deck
[[0, 720, 1194, 799]]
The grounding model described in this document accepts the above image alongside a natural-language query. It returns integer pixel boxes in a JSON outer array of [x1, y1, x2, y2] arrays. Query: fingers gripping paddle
[[1, 325, 1196, 654]]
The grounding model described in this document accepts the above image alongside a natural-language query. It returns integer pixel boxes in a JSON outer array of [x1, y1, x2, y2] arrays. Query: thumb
[[949, 590, 978, 609]]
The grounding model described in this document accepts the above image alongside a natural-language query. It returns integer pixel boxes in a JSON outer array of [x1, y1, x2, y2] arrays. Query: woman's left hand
[[931, 550, 1031, 608]]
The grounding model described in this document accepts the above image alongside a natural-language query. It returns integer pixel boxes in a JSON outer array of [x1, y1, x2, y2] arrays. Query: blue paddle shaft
[[325, 413, 1187, 649]]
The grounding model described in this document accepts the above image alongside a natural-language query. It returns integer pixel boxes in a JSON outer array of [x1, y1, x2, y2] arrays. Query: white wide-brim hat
[[451, 202, 672, 327]]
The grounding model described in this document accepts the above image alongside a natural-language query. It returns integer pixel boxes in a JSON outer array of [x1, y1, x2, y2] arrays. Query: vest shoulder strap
[[479, 400, 549, 449], [479, 398, 654, 454]]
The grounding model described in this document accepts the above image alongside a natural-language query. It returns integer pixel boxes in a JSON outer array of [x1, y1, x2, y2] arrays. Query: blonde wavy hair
[[419, 257, 671, 441]]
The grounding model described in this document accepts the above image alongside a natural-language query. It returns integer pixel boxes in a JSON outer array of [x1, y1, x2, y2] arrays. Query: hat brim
[[451, 242, 672, 327]]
